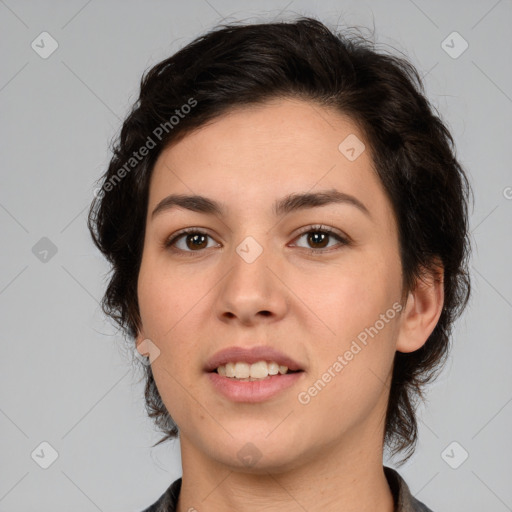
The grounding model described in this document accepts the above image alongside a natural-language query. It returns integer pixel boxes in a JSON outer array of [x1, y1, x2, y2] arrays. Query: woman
[[88, 16, 471, 512]]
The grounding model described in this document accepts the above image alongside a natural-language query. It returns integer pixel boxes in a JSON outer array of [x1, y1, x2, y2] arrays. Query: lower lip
[[207, 371, 304, 402]]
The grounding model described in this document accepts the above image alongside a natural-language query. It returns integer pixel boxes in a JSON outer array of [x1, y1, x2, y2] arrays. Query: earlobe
[[135, 333, 161, 364], [135, 332, 149, 357], [396, 265, 444, 353]]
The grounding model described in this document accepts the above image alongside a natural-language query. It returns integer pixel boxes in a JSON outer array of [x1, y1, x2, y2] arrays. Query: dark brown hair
[[88, 16, 471, 464]]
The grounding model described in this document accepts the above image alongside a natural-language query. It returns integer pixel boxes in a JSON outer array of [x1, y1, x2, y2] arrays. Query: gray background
[[1, 0, 511, 510]]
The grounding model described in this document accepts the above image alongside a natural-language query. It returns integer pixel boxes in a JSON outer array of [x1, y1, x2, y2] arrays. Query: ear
[[135, 330, 149, 357], [396, 263, 444, 353], [135, 330, 161, 363]]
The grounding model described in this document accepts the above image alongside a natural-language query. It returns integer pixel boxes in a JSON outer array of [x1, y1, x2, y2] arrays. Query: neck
[[176, 427, 395, 512]]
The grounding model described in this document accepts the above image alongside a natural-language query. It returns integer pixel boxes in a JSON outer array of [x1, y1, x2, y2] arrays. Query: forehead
[[149, 98, 390, 221]]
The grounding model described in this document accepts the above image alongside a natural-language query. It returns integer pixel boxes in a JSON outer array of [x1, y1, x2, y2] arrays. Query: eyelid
[[292, 224, 349, 241]]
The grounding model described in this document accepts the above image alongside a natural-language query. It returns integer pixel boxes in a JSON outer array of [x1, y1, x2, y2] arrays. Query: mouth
[[207, 363, 305, 403], [204, 346, 305, 401]]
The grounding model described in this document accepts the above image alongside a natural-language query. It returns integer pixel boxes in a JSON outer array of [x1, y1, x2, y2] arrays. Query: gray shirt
[[141, 466, 434, 511]]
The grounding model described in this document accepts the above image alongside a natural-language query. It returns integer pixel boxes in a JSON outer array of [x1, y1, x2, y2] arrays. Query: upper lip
[[204, 346, 304, 372]]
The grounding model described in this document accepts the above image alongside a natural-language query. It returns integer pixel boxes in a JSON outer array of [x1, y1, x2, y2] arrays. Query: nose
[[214, 240, 289, 327]]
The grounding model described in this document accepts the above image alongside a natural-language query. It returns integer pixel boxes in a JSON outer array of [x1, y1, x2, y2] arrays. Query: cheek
[[298, 305, 399, 436], [296, 254, 401, 338], [296, 251, 401, 401], [137, 263, 201, 427], [137, 256, 206, 392], [137, 255, 197, 340]]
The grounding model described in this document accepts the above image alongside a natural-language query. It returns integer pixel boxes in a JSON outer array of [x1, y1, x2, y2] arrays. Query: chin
[[204, 432, 305, 473]]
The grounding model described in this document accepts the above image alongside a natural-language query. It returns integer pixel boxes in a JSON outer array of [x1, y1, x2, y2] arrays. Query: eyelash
[[164, 224, 350, 256]]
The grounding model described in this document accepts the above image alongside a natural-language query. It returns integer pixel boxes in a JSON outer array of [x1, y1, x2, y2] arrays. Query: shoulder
[[384, 466, 435, 512], [140, 477, 182, 512], [410, 494, 435, 512]]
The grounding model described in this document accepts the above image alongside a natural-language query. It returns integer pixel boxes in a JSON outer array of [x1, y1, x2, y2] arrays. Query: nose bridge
[[215, 233, 287, 323]]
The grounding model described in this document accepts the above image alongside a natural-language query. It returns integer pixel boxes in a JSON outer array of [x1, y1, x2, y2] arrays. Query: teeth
[[267, 362, 279, 376], [216, 361, 290, 380]]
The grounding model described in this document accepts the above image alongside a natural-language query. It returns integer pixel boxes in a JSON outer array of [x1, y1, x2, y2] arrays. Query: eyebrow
[[151, 189, 370, 219]]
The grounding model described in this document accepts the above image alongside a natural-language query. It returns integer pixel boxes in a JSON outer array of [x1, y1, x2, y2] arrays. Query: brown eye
[[306, 232, 330, 249], [292, 226, 349, 252], [165, 229, 219, 254], [183, 233, 208, 250]]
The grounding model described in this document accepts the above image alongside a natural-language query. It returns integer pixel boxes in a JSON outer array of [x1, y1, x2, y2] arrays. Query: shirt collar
[[384, 466, 434, 512], [143, 466, 433, 512]]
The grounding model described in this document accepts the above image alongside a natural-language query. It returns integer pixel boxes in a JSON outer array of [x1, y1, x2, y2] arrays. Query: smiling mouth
[[207, 361, 305, 402]]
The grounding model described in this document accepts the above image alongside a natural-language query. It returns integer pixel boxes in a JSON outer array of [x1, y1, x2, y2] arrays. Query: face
[[136, 97, 405, 473]]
